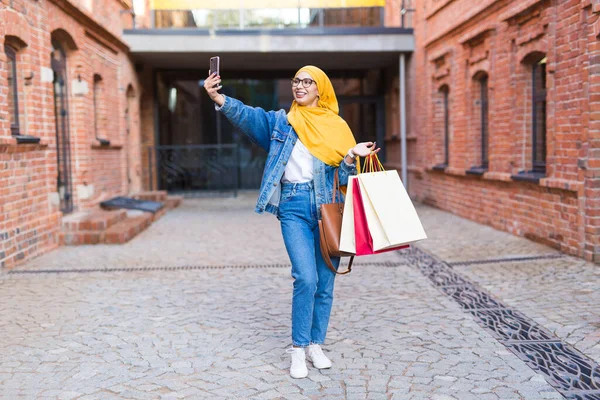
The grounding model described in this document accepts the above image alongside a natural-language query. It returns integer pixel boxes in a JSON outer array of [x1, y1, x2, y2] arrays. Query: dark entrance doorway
[[152, 71, 387, 195], [51, 41, 74, 213], [339, 96, 386, 163], [153, 73, 277, 194]]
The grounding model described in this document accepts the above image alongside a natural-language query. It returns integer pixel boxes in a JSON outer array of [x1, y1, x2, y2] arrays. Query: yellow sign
[[152, 0, 386, 10]]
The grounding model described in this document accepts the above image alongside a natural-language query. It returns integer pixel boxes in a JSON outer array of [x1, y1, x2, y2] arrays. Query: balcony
[[133, 0, 414, 31], [124, 0, 414, 71]]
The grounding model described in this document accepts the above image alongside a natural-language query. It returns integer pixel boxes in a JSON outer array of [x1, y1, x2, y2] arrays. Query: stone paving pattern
[[2, 193, 596, 399], [455, 258, 600, 364], [415, 205, 600, 367]]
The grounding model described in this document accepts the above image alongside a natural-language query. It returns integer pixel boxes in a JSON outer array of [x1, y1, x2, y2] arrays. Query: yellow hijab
[[287, 66, 357, 168]]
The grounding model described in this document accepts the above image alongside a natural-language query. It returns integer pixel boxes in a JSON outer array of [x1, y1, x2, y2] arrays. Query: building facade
[[4, 0, 599, 266], [124, 0, 414, 196], [0, 0, 143, 268], [1, 0, 414, 268], [411, 0, 600, 262]]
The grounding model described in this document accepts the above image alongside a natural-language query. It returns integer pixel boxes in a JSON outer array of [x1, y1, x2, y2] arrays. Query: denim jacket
[[216, 95, 357, 218]]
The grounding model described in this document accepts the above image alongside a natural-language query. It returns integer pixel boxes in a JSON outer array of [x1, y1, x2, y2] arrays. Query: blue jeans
[[279, 181, 340, 347]]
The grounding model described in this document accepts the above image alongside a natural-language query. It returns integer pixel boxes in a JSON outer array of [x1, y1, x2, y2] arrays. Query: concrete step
[[62, 209, 127, 232], [104, 213, 153, 244]]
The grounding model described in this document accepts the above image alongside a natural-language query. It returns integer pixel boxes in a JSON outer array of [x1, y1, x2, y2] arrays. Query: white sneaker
[[286, 347, 308, 379], [306, 344, 332, 369]]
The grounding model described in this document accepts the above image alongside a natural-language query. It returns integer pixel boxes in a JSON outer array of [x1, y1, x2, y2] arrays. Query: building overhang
[[123, 28, 414, 71]]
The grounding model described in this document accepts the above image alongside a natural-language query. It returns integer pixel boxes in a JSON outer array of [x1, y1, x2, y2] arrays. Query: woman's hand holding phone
[[204, 72, 225, 107], [353, 142, 380, 157]]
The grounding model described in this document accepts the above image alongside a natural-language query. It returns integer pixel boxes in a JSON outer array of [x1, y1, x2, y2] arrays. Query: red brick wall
[[68, 0, 133, 38], [583, 0, 600, 262], [0, 0, 142, 268], [413, 0, 600, 262]]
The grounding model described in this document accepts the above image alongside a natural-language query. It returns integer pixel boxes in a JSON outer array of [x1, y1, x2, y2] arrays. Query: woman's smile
[[294, 90, 307, 99]]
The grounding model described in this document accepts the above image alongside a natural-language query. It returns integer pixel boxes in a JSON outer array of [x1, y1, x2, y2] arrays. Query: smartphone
[[209, 56, 220, 76]]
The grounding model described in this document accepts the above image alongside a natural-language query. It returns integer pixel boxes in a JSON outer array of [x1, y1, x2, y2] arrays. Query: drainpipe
[[399, 53, 408, 189]]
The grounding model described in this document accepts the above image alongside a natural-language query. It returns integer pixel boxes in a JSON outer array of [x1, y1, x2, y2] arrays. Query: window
[[532, 58, 547, 173], [5, 45, 19, 135], [433, 85, 450, 170], [480, 75, 489, 168], [442, 86, 449, 166], [92, 74, 109, 145], [468, 74, 489, 175], [93, 74, 102, 140]]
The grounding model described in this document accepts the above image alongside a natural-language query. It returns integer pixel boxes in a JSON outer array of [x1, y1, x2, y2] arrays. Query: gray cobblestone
[[0, 198, 569, 399], [455, 257, 600, 364]]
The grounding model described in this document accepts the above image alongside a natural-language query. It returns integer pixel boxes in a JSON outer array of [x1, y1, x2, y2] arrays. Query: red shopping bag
[[353, 178, 410, 256]]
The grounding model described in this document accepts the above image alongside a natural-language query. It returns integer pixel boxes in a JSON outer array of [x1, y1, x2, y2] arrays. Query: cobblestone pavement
[[415, 206, 600, 366], [2, 193, 595, 399], [454, 256, 600, 364], [17, 193, 289, 270]]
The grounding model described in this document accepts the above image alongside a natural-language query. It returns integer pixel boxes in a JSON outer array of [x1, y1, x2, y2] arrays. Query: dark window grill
[[51, 40, 74, 214], [532, 59, 547, 173], [93, 74, 102, 141], [480, 75, 489, 168], [5, 45, 20, 136], [442, 87, 450, 165]]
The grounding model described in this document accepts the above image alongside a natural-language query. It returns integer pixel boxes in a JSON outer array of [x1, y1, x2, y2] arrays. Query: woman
[[204, 66, 378, 379]]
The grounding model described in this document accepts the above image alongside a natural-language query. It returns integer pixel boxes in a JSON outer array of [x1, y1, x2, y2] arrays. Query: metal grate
[[447, 253, 565, 267], [471, 308, 556, 343], [568, 393, 600, 400], [507, 342, 600, 396], [6, 261, 403, 275], [440, 285, 505, 311], [148, 144, 240, 197], [399, 246, 600, 399]]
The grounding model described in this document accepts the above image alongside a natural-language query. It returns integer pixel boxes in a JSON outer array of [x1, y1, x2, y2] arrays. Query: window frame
[[480, 75, 489, 168], [442, 86, 449, 166], [92, 74, 111, 145], [5, 44, 20, 136], [93, 74, 101, 140], [532, 59, 547, 173]]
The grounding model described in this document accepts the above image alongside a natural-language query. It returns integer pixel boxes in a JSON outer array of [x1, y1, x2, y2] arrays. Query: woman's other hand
[[204, 72, 225, 107], [352, 142, 380, 157]]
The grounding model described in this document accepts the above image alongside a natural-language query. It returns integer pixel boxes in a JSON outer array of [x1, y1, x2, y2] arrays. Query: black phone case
[[210, 57, 220, 76]]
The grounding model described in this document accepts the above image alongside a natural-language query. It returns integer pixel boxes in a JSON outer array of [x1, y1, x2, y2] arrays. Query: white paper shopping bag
[[339, 175, 358, 254], [357, 170, 427, 251]]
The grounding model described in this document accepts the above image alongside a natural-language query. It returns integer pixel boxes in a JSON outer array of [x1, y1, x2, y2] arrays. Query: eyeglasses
[[291, 78, 316, 88]]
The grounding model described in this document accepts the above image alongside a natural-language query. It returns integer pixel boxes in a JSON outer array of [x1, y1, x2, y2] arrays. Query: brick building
[[4, 0, 599, 266], [410, 0, 600, 262], [0, 0, 143, 268], [1, 0, 413, 268]]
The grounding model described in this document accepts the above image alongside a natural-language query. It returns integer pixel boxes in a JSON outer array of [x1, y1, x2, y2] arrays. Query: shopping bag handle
[[362, 153, 385, 173]]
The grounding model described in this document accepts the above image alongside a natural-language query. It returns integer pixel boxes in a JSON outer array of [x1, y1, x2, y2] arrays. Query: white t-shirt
[[282, 140, 314, 183]]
